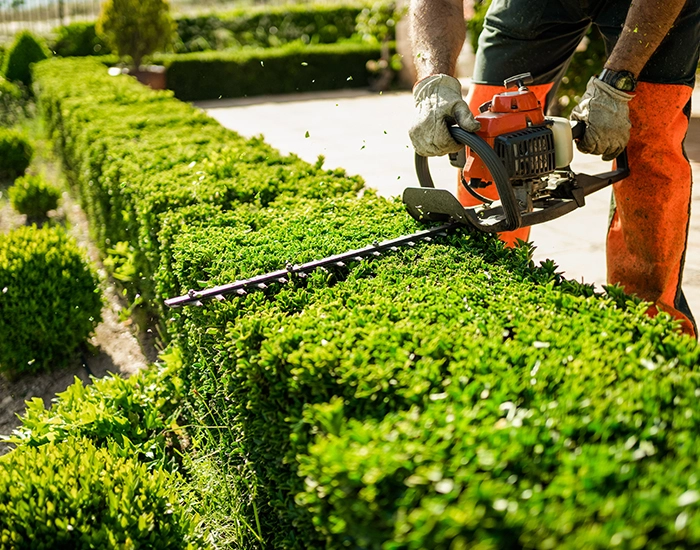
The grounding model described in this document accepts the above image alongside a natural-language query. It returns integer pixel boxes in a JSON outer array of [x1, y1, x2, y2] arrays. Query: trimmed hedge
[[35, 57, 362, 310], [0, 76, 26, 127], [34, 56, 700, 550], [161, 41, 385, 101], [0, 437, 204, 549]]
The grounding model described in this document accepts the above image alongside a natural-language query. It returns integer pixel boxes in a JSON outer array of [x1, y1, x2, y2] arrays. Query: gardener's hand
[[409, 74, 480, 157], [570, 77, 633, 161]]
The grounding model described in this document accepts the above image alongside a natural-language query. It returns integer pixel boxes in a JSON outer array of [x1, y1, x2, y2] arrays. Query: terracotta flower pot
[[131, 65, 167, 90], [109, 65, 167, 91]]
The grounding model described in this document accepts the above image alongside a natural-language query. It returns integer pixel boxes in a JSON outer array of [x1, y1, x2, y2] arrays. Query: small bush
[[0, 437, 205, 549], [5, 354, 186, 472], [52, 21, 111, 57], [0, 128, 32, 180], [0, 76, 26, 126], [97, 0, 175, 69], [0, 225, 102, 377], [2, 31, 50, 87], [8, 174, 61, 218]]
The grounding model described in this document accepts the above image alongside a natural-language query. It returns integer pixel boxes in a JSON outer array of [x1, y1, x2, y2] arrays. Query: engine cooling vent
[[494, 126, 555, 180]]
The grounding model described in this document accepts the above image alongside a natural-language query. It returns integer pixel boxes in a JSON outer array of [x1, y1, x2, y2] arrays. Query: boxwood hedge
[[161, 41, 386, 101], [33, 56, 700, 549]]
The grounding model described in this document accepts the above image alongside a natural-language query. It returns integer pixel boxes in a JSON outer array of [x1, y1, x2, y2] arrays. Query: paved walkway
[[198, 84, 700, 318]]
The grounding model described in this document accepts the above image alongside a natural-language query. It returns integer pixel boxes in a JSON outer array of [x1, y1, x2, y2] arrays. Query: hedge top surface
[[166, 189, 700, 547]]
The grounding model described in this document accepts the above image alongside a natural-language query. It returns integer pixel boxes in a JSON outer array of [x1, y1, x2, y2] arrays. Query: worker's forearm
[[410, 0, 465, 80], [606, 0, 687, 77]]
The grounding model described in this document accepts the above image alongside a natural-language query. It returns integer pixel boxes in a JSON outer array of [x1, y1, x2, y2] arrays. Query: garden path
[[199, 82, 700, 319]]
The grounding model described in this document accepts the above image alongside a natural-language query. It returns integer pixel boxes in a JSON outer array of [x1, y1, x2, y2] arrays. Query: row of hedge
[[51, 2, 397, 57], [158, 41, 386, 101], [34, 56, 700, 549]]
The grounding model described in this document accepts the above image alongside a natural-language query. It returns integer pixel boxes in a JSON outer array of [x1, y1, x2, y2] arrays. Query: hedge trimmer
[[165, 73, 628, 308]]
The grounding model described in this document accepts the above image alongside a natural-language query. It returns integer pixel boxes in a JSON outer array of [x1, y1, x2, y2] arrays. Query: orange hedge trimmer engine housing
[[464, 85, 549, 185]]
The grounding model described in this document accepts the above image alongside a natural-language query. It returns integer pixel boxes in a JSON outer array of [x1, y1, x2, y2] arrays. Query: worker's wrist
[[598, 67, 637, 93]]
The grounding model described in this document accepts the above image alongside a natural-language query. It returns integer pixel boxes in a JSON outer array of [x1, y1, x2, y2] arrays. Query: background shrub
[[0, 76, 26, 127], [97, 0, 175, 69], [0, 437, 205, 549], [0, 128, 32, 180], [163, 41, 384, 101], [52, 21, 111, 57], [8, 174, 61, 218], [1, 31, 50, 87], [0, 225, 102, 377], [174, 3, 362, 52]]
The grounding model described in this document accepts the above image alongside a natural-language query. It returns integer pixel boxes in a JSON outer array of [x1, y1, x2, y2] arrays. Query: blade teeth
[[353, 256, 364, 262], [297, 272, 308, 279], [390, 246, 398, 252], [236, 289, 247, 296], [214, 294, 225, 302], [372, 251, 381, 257], [257, 283, 268, 290], [194, 300, 204, 307], [335, 261, 346, 268], [422, 236, 433, 242], [278, 277, 289, 284]]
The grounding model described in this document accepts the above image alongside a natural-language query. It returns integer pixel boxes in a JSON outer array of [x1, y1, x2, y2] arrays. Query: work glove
[[409, 74, 480, 157], [570, 77, 633, 161]]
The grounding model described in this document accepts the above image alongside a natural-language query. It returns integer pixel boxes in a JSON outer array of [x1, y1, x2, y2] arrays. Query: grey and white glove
[[409, 74, 480, 157], [570, 77, 633, 161]]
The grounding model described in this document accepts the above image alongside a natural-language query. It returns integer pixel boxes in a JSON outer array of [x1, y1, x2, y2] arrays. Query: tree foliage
[[96, 0, 175, 69]]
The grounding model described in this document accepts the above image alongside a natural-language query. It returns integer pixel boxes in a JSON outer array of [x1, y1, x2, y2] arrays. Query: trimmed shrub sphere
[[0, 225, 102, 376], [8, 174, 61, 218], [0, 128, 32, 180], [0, 437, 205, 548]]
